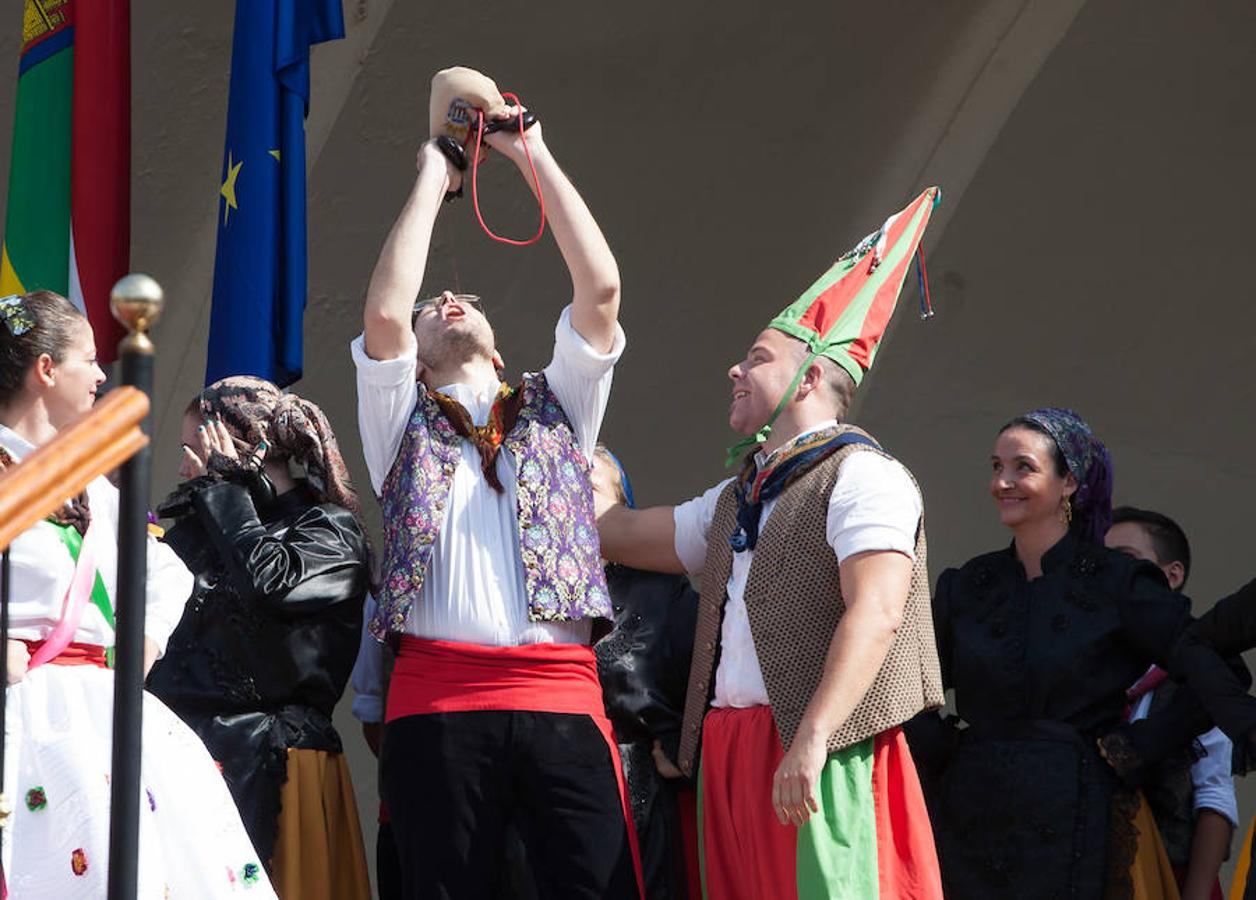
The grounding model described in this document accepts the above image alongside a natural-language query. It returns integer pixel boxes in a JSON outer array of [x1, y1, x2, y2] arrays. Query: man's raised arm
[[485, 117, 620, 353], [363, 141, 459, 360]]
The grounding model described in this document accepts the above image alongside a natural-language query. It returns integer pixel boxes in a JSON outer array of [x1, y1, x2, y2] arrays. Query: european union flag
[[206, 0, 345, 387]]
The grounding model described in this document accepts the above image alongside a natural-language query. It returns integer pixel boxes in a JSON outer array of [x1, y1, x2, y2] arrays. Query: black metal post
[[106, 274, 162, 900]]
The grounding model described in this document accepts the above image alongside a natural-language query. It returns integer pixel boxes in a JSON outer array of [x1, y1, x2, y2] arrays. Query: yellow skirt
[[1128, 791, 1181, 900], [1228, 815, 1254, 899], [269, 748, 372, 900]]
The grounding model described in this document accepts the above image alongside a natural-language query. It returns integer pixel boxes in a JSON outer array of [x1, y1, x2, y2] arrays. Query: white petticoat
[[3, 664, 276, 898]]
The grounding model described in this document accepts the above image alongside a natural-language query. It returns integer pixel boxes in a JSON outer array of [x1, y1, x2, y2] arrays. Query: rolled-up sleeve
[[351, 333, 419, 495], [1190, 726, 1239, 827], [541, 305, 626, 463], [827, 452, 922, 563]]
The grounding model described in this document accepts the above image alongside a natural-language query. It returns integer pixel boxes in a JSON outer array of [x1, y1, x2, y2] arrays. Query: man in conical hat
[[597, 188, 946, 898]]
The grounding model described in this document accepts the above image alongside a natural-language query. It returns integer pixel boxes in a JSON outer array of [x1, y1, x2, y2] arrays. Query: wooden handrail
[[0, 387, 150, 552]]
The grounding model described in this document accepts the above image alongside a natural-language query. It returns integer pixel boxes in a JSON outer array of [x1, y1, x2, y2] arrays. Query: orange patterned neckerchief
[[429, 382, 526, 493]]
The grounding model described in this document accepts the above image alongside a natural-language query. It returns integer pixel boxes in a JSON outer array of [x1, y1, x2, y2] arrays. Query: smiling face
[[43, 317, 106, 428], [411, 291, 497, 373], [726, 328, 810, 435], [989, 425, 1076, 532]]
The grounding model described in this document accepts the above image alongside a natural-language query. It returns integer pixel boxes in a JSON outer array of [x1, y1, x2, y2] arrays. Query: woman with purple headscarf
[[906, 408, 1254, 899]]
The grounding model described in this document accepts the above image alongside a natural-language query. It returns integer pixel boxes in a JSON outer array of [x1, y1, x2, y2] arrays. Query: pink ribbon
[[28, 524, 99, 671]]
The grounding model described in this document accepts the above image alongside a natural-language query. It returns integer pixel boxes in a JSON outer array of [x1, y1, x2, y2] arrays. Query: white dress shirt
[[1129, 679, 1239, 828], [0, 425, 193, 655], [352, 305, 625, 647], [673, 422, 922, 708]]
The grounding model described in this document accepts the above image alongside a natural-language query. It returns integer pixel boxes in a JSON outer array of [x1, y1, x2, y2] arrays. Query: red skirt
[[698, 706, 942, 899]]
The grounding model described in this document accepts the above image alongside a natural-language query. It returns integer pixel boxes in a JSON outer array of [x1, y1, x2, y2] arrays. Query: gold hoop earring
[[1060, 496, 1073, 524]]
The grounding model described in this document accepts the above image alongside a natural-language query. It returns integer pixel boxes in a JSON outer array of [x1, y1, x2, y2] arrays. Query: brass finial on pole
[[110, 272, 163, 358], [107, 272, 162, 900]]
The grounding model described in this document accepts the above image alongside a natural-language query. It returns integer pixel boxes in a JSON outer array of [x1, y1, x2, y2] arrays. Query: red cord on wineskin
[[470, 91, 547, 246]]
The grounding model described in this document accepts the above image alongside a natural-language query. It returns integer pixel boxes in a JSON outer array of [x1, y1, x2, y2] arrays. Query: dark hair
[[0, 291, 87, 408], [1111, 506, 1191, 587], [1001, 416, 1069, 477], [817, 356, 856, 422], [785, 335, 856, 421]]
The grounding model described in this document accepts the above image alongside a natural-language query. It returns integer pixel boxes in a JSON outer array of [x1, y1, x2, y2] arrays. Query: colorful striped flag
[[1, 0, 130, 363]]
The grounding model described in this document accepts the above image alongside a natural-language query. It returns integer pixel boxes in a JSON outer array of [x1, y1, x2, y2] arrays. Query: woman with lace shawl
[[147, 376, 372, 900], [907, 408, 1253, 900], [0, 291, 275, 898]]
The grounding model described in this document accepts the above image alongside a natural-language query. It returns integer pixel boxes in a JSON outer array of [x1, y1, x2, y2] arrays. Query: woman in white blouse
[[0, 290, 275, 898]]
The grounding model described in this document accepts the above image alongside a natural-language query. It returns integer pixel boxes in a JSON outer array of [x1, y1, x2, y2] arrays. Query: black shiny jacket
[[147, 475, 369, 864]]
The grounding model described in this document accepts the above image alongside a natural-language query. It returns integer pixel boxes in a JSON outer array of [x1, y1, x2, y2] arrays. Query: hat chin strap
[[723, 349, 818, 468]]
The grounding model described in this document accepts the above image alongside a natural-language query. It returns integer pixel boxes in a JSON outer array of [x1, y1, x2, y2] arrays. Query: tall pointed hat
[[727, 186, 941, 465]]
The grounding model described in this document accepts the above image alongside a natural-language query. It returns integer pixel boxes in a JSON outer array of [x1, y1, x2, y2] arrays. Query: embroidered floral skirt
[[3, 664, 275, 898]]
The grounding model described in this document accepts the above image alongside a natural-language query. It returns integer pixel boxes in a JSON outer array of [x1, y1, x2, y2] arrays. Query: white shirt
[[673, 423, 922, 708], [0, 425, 193, 655], [352, 305, 625, 646], [1129, 679, 1239, 828]]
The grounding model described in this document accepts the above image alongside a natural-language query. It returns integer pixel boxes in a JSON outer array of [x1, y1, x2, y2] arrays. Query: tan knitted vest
[[677, 427, 943, 777]]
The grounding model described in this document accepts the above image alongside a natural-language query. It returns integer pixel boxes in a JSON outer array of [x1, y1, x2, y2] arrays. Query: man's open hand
[[772, 731, 827, 826]]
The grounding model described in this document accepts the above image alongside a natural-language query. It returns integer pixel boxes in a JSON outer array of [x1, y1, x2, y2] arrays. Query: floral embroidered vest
[[370, 372, 612, 639]]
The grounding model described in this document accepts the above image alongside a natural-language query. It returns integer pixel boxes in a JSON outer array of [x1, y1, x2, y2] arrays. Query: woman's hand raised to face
[[180, 416, 264, 480]]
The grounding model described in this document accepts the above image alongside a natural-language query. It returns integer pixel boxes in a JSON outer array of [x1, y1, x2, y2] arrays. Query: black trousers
[[376, 819, 403, 900], [380, 710, 639, 900]]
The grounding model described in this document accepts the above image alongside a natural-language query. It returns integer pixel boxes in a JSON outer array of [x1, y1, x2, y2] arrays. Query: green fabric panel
[[795, 737, 879, 900], [53, 522, 116, 630], [3, 47, 73, 294]]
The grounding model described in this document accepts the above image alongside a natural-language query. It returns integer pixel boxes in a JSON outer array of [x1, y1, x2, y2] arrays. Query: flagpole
[[106, 274, 162, 900]]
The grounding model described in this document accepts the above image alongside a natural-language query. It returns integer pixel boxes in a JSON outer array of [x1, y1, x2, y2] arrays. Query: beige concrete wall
[[2, 0, 1255, 889]]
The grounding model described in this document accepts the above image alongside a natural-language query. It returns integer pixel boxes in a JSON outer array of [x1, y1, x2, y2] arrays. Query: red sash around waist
[[20, 640, 108, 669], [385, 636, 606, 724], [385, 635, 646, 897]]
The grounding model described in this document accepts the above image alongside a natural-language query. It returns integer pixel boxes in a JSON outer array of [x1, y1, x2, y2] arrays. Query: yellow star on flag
[[220, 151, 243, 226], [269, 149, 281, 162]]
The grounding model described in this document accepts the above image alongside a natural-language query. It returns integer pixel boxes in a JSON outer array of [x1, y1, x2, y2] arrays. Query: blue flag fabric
[[206, 0, 344, 387]]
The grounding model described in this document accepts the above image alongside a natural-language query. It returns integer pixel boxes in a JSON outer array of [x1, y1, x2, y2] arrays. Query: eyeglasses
[[412, 293, 483, 323]]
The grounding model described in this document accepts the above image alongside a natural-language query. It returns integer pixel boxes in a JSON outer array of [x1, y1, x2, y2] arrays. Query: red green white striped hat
[[768, 186, 940, 386], [725, 186, 940, 465]]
